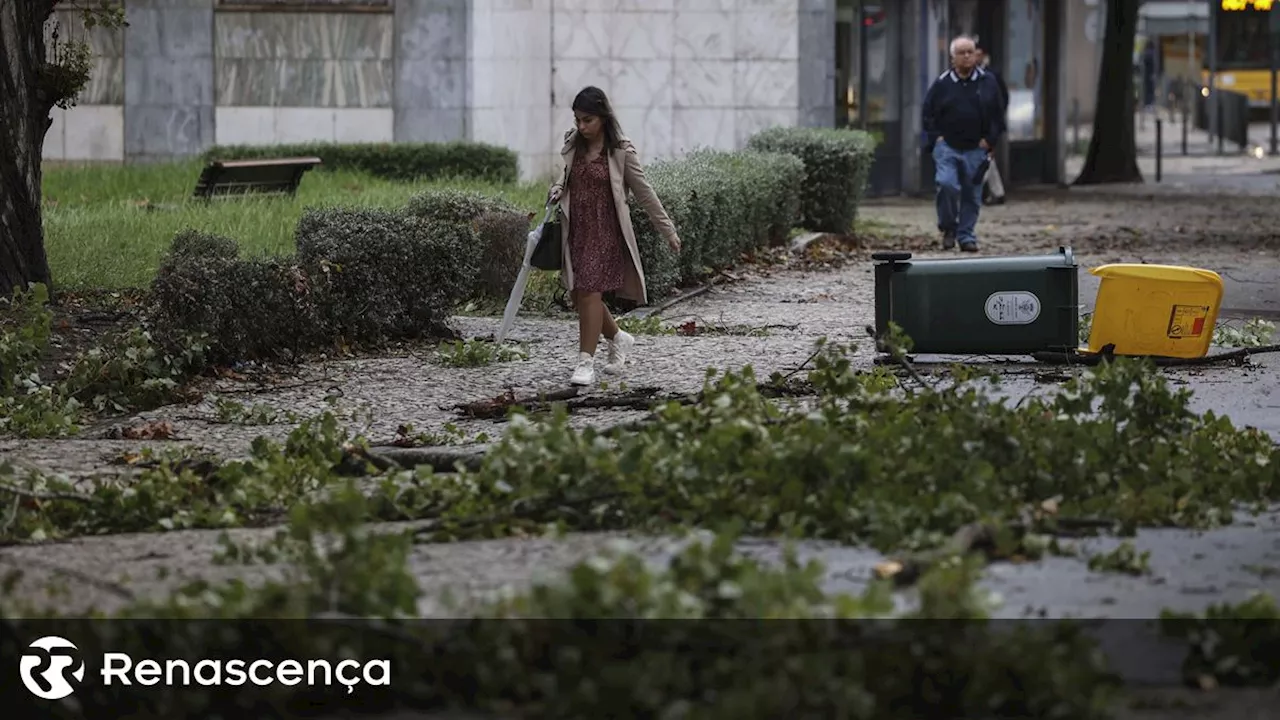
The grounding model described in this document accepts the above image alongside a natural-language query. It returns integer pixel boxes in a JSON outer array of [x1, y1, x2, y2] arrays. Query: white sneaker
[[603, 330, 635, 374], [569, 352, 595, 386]]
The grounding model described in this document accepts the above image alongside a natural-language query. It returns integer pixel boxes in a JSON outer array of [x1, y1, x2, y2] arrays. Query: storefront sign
[[1221, 0, 1272, 11]]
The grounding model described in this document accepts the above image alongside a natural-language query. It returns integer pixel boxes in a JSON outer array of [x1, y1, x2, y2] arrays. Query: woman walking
[[548, 86, 681, 386]]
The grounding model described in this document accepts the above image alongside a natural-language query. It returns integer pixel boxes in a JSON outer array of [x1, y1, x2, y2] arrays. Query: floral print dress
[[567, 151, 627, 293]]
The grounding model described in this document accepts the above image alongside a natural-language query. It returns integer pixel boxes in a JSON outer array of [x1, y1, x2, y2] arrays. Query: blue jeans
[[932, 140, 987, 245]]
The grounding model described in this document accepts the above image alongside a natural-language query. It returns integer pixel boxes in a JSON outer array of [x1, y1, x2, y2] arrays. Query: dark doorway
[[836, 0, 905, 198], [922, 0, 1058, 190], [921, 0, 1007, 193]]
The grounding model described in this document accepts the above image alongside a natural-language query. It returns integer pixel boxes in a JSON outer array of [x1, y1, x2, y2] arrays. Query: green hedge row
[[201, 141, 519, 183], [154, 127, 876, 361], [628, 126, 875, 300], [148, 190, 528, 363], [629, 148, 804, 300], [746, 127, 877, 234]]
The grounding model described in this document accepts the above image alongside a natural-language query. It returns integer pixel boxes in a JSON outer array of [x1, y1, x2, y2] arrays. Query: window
[[834, 0, 900, 127], [1212, 7, 1271, 69], [1005, 0, 1044, 140], [836, 0, 862, 127], [862, 4, 900, 123]]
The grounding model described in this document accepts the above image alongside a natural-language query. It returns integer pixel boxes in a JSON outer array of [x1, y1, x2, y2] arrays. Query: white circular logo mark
[[20, 635, 85, 700], [984, 291, 1042, 326]]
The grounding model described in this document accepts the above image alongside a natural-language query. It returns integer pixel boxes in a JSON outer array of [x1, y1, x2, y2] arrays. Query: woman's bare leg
[[601, 303, 619, 340], [575, 290, 604, 355]]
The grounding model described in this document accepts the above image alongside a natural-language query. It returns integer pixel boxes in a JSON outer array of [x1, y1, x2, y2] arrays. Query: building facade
[[45, 0, 1074, 195]]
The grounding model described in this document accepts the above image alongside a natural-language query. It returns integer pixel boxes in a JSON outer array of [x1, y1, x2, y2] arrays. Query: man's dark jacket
[[988, 65, 1009, 114], [922, 67, 1005, 153]]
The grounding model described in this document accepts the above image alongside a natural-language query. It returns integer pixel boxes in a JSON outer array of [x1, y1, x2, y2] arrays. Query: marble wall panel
[[734, 8, 800, 61], [217, 58, 393, 107], [672, 11, 734, 60], [734, 106, 796, 146], [216, 12, 393, 107], [43, 109, 67, 161], [397, 0, 470, 141], [796, 2, 835, 128], [477, 0, 814, 179], [215, 12, 393, 59], [213, 0, 391, 7], [734, 60, 798, 108], [48, 9, 125, 105], [610, 11, 675, 60], [671, 107, 735, 153], [471, 1, 555, 179], [215, 107, 394, 145], [672, 59, 735, 108], [44, 105, 126, 162], [124, 0, 215, 160]]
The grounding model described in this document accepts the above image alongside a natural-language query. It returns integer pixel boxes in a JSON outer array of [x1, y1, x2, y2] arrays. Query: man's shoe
[[602, 330, 635, 374], [941, 230, 957, 250], [570, 353, 595, 386], [959, 241, 979, 253], [985, 195, 1006, 206]]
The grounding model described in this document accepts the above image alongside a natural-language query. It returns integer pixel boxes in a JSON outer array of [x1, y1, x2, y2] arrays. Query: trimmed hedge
[[151, 132, 875, 363], [404, 189, 529, 302], [745, 127, 877, 234], [149, 231, 324, 364], [201, 141, 519, 184], [628, 148, 805, 301], [149, 207, 482, 361], [295, 207, 479, 344]]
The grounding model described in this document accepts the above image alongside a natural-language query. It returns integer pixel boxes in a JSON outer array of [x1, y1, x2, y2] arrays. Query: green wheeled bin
[[873, 246, 1079, 355]]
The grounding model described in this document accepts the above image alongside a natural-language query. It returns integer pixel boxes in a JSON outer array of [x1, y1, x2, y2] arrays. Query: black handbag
[[530, 203, 563, 271], [973, 157, 991, 187]]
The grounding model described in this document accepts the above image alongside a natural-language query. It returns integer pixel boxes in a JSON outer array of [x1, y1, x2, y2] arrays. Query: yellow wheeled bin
[[1086, 264, 1224, 359]]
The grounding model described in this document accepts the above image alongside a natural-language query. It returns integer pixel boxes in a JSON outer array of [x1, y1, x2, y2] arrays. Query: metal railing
[[1195, 86, 1250, 152]]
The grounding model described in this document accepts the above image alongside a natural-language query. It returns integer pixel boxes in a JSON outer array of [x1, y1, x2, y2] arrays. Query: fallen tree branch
[[622, 273, 734, 321], [866, 326, 934, 392], [449, 387, 582, 419], [0, 480, 95, 504], [875, 515, 1118, 588], [452, 380, 813, 422], [413, 491, 627, 541], [348, 445, 492, 473], [1032, 344, 1280, 367]]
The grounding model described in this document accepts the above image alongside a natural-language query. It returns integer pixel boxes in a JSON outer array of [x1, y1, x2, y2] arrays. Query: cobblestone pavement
[[3, 185, 1280, 697]]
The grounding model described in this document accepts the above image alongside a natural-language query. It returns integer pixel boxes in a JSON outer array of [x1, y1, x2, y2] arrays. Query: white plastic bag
[[496, 205, 555, 344]]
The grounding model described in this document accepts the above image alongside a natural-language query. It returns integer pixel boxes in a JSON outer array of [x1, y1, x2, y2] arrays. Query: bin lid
[[1090, 263, 1222, 286], [872, 251, 912, 262]]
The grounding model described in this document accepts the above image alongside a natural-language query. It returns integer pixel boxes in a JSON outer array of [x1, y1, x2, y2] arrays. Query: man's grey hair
[[949, 35, 976, 57]]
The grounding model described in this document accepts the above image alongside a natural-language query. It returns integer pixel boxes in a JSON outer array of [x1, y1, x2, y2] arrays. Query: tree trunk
[[1073, 0, 1143, 185], [0, 0, 58, 298]]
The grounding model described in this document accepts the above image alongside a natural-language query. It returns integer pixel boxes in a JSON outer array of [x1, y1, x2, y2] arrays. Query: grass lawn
[[42, 160, 549, 290]]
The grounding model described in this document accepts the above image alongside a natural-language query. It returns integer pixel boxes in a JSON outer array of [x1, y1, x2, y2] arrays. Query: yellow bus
[[1201, 0, 1277, 112]]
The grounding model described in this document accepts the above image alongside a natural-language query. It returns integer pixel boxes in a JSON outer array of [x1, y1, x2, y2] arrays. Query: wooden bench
[[192, 157, 323, 200]]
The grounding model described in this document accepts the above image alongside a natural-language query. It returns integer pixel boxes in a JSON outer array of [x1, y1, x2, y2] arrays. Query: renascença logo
[[20, 636, 85, 700], [19, 636, 392, 698]]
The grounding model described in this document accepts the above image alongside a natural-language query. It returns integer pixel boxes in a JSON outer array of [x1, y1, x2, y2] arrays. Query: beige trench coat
[[549, 128, 680, 307]]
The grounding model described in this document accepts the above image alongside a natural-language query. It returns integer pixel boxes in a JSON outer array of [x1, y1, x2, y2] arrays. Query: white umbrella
[[496, 203, 555, 344]]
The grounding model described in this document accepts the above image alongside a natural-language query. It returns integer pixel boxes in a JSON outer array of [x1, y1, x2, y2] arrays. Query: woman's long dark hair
[[572, 86, 623, 149]]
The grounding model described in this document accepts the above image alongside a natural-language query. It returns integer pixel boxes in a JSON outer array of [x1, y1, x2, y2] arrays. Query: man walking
[[922, 35, 1006, 252], [975, 44, 1007, 206]]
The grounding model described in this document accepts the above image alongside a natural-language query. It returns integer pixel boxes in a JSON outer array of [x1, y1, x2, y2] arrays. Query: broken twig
[[866, 326, 934, 392], [0, 480, 94, 504]]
